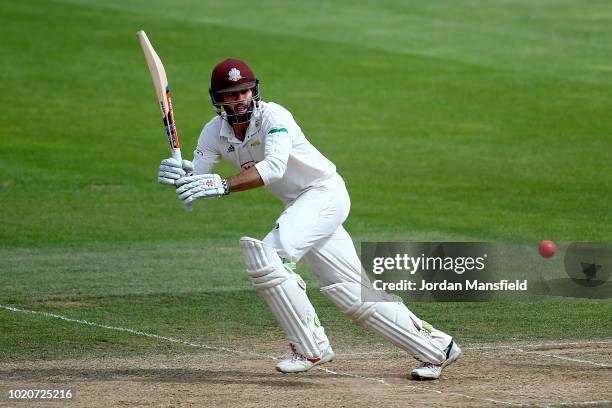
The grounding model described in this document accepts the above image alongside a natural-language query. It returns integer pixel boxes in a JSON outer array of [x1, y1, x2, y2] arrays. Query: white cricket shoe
[[276, 346, 335, 374], [410, 340, 462, 380]]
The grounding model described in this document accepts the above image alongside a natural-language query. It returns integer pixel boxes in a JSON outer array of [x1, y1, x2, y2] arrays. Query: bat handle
[[171, 148, 193, 212]]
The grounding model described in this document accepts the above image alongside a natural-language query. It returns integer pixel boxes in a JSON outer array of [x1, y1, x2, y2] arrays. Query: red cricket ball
[[539, 240, 557, 258]]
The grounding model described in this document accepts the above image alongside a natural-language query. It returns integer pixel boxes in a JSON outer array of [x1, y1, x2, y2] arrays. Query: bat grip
[[171, 148, 192, 212]]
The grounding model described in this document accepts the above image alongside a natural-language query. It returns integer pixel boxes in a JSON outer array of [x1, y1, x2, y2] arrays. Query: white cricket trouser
[[263, 173, 452, 355]]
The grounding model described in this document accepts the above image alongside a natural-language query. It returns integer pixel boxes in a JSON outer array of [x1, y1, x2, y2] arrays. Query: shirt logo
[[250, 140, 261, 147], [228, 68, 241, 82], [227, 145, 235, 153]]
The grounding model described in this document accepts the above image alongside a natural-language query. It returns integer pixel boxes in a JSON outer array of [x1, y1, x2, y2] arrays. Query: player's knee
[[263, 230, 302, 262], [320, 282, 375, 320]]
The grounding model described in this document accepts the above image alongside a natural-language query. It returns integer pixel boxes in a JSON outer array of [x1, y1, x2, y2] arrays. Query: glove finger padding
[[175, 178, 201, 194], [177, 183, 204, 200], [158, 177, 178, 186], [159, 167, 184, 179], [159, 164, 183, 173], [159, 158, 193, 174], [175, 176, 190, 188], [160, 158, 183, 169], [175, 174, 226, 203], [175, 175, 202, 189], [158, 158, 187, 186]]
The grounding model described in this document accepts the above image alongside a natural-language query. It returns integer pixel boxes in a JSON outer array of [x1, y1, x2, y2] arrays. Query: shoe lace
[[419, 362, 442, 370], [287, 353, 307, 362]]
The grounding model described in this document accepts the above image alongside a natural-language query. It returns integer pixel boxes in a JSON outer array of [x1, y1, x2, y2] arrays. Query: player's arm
[[175, 164, 263, 204], [226, 166, 264, 192], [175, 125, 290, 204], [225, 125, 291, 191]]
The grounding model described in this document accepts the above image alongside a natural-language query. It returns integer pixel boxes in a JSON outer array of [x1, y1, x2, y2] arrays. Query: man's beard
[[224, 101, 254, 125]]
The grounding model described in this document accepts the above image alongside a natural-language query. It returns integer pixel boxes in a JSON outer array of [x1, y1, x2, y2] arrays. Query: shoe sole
[[411, 373, 434, 381]]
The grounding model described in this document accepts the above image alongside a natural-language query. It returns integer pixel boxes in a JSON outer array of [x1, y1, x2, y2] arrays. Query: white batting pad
[[240, 237, 322, 359], [320, 282, 446, 364]]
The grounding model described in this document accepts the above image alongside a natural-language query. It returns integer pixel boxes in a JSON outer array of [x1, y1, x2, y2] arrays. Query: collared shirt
[[193, 101, 336, 204]]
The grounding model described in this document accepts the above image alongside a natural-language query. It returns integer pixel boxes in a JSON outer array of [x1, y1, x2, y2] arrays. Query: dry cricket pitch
[[1, 338, 610, 407]]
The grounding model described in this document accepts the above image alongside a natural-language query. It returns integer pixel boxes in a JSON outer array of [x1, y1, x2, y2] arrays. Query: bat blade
[[137, 30, 181, 161], [137, 30, 191, 211]]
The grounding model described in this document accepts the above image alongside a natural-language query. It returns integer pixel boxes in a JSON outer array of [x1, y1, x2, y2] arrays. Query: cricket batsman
[[157, 59, 461, 380]]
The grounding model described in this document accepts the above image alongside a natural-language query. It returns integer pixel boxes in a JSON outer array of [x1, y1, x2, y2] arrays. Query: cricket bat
[[137, 30, 191, 211]]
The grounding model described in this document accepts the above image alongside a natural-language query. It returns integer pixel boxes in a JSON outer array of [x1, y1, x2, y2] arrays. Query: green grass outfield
[[1, 0, 611, 361]]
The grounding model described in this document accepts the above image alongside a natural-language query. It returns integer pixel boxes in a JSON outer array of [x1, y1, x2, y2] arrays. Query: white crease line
[[475, 340, 612, 350], [315, 367, 388, 385], [339, 339, 612, 359], [417, 388, 523, 407], [510, 348, 612, 368], [522, 340, 612, 348], [541, 401, 611, 407], [0, 304, 274, 361], [336, 351, 404, 357], [473, 343, 612, 368]]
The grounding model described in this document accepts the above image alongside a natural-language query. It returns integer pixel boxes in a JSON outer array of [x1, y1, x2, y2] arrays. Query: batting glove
[[158, 158, 194, 186], [175, 174, 230, 204]]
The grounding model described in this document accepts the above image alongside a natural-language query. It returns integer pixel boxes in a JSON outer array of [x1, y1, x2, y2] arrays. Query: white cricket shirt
[[192, 101, 336, 204]]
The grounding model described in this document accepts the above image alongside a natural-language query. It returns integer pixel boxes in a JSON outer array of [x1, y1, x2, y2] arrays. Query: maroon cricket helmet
[[210, 58, 258, 95], [209, 58, 260, 124]]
